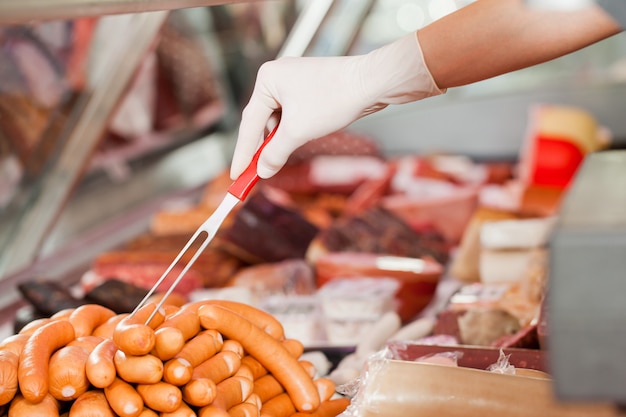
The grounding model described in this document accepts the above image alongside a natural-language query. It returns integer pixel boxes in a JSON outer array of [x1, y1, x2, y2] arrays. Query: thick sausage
[[252, 374, 283, 403], [228, 402, 259, 417], [156, 309, 200, 341], [159, 400, 195, 417], [86, 339, 118, 388], [92, 314, 126, 339], [235, 363, 254, 381], [0, 334, 30, 357], [291, 398, 351, 417], [114, 351, 163, 384], [137, 408, 158, 417], [50, 308, 76, 320], [163, 330, 223, 385], [68, 336, 104, 353], [18, 318, 54, 335], [48, 345, 90, 401], [182, 377, 216, 407], [313, 378, 337, 402], [240, 356, 267, 380], [191, 350, 240, 384], [259, 392, 295, 417], [212, 375, 254, 410], [69, 304, 116, 338], [197, 405, 230, 417], [221, 339, 244, 359], [113, 303, 165, 356], [18, 319, 76, 403], [0, 351, 18, 406], [7, 392, 59, 417], [299, 360, 317, 379], [281, 339, 304, 359], [152, 327, 185, 361], [68, 390, 115, 417], [186, 300, 284, 340], [198, 305, 319, 412], [136, 381, 182, 413], [104, 377, 144, 417]]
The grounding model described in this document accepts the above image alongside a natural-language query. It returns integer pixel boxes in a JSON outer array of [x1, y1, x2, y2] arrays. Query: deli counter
[[1, 1, 626, 416]]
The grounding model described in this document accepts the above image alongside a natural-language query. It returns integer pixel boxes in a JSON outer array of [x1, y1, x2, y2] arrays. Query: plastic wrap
[[339, 344, 620, 417]]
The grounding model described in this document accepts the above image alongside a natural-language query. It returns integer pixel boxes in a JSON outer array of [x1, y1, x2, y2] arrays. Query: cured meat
[[226, 259, 316, 301], [286, 130, 382, 164], [90, 244, 241, 295], [17, 279, 85, 316], [216, 189, 319, 264], [306, 206, 450, 265]]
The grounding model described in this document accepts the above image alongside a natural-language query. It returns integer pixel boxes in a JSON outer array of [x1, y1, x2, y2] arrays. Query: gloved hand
[[230, 32, 446, 180]]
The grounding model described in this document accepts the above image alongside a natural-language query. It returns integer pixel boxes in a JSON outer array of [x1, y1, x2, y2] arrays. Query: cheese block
[[480, 217, 556, 250]]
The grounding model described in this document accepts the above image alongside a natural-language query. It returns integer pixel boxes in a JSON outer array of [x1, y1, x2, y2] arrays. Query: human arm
[[230, 0, 623, 180], [419, 0, 622, 88]]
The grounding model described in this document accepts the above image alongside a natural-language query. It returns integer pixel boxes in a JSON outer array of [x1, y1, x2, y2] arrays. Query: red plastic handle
[[228, 124, 279, 200]]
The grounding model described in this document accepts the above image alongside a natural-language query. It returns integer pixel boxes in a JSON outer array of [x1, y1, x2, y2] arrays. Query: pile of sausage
[[0, 300, 350, 417]]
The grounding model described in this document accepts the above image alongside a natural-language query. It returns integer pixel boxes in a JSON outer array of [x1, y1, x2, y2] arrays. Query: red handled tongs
[[130, 125, 279, 324]]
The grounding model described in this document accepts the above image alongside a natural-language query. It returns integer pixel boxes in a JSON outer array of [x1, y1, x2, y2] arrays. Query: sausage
[[259, 392, 295, 417], [0, 334, 30, 357], [299, 360, 317, 379], [182, 377, 216, 407], [281, 339, 304, 359], [252, 374, 283, 403], [86, 339, 118, 389], [235, 363, 254, 381], [136, 408, 158, 417], [0, 351, 19, 405], [136, 381, 182, 413], [18, 319, 76, 403], [113, 303, 165, 356], [68, 390, 115, 417], [104, 377, 144, 417], [291, 398, 351, 417], [313, 378, 337, 402], [245, 392, 262, 409], [163, 330, 223, 385], [156, 309, 200, 341], [212, 375, 254, 410], [92, 314, 126, 339], [48, 345, 90, 401], [18, 318, 54, 335], [186, 300, 284, 340], [7, 392, 59, 417], [221, 339, 244, 359], [240, 356, 267, 380], [50, 308, 76, 320], [68, 304, 116, 338], [175, 329, 223, 367], [159, 400, 195, 417], [228, 402, 259, 417], [198, 305, 319, 412], [238, 339, 303, 381], [152, 327, 185, 361], [146, 292, 187, 309], [113, 351, 163, 384], [68, 336, 104, 353], [191, 350, 241, 384], [197, 405, 230, 417]]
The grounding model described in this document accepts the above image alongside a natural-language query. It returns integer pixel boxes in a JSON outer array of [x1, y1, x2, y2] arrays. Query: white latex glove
[[230, 32, 445, 180]]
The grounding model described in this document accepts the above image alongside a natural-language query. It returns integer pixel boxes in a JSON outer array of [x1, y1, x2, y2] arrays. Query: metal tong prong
[[129, 228, 211, 324], [128, 124, 279, 326]]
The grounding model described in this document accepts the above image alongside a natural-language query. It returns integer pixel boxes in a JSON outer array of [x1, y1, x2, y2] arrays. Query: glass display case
[[1, 0, 625, 317], [0, 0, 299, 311]]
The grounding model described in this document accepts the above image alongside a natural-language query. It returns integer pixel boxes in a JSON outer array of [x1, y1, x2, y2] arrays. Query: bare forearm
[[418, 0, 622, 89]]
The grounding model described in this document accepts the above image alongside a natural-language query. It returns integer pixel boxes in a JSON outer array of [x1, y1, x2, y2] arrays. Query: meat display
[[7, 102, 609, 416]]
